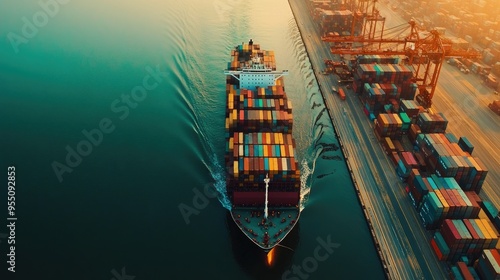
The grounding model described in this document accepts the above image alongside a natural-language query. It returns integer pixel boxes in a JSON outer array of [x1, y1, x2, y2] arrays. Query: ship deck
[[230, 206, 300, 250]]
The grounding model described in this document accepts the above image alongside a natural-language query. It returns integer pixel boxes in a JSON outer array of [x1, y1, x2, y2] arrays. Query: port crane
[[321, 20, 482, 108]]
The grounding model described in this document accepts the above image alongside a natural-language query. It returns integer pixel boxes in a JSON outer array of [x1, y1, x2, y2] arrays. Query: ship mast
[[264, 174, 270, 219]]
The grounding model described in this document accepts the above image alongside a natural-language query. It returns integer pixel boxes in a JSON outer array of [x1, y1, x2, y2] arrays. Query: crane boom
[[322, 20, 482, 107]]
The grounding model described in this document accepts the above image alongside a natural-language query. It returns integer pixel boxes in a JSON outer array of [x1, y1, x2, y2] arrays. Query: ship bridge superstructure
[[224, 39, 288, 91], [224, 69, 289, 91]]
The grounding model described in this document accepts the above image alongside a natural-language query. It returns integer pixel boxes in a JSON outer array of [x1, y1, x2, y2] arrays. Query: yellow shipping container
[[229, 137, 233, 150], [481, 219, 499, 243], [282, 158, 288, 171], [269, 157, 275, 172], [234, 161, 238, 175], [434, 190, 449, 212], [233, 109, 237, 121], [278, 133, 284, 145], [476, 220, 492, 245], [239, 143, 244, 157], [273, 158, 279, 173], [479, 209, 488, 219], [280, 145, 286, 157], [289, 145, 294, 157]]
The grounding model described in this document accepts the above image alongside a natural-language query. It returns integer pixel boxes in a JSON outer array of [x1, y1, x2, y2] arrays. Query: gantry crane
[[321, 20, 482, 108]]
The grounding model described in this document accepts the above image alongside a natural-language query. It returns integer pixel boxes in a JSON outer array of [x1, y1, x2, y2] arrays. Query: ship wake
[[299, 158, 314, 212], [208, 151, 232, 211]]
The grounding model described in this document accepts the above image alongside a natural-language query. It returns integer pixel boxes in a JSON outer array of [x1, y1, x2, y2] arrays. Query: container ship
[[224, 40, 301, 251]]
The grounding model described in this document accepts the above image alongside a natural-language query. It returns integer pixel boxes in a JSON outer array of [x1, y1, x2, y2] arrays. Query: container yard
[[289, 0, 500, 278]]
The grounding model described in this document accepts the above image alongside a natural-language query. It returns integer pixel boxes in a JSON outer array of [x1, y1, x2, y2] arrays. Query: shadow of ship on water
[[226, 211, 300, 280]]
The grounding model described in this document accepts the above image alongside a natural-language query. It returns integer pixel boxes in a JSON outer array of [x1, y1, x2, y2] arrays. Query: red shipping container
[[456, 262, 474, 280], [442, 220, 462, 246], [490, 249, 500, 268], [430, 238, 444, 260]]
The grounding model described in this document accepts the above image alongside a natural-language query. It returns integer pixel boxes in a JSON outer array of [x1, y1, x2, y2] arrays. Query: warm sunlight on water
[[0, 1, 384, 279]]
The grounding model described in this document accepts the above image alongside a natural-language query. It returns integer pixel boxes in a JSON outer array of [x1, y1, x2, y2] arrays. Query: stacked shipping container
[[417, 175, 481, 228], [432, 219, 499, 262], [400, 100, 421, 120], [319, 9, 354, 35], [357, 55, 400, 65], [449, 261, 480, 280], [225, 43, 299, 207], [354, 63, 417, 116], [227, 44, 276, 71], [226, 86, 294, 133], [476, 249, 500, 280], [374, 113, 403, 139], [416, 112, 448, 133], [415, 133, 488, 193]]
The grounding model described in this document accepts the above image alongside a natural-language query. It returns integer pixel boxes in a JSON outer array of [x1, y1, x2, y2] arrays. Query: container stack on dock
[[362, 83, 403, 118], [353, 63, 418, 116], [373, 113, 403, 139], [307, 0, 363, 36], [307, 0, 366, 36], [481, 201, 500, 231], [319, 10, 354, 35], [417, 175, 481, 228], [395, 151, 419, 179], [400, 100, 422, 121], [354, 64, 414, 89], [416, 112, 448, 133], [357, 55, 400, 64], [449, 261, 481, 279], [370, 97, 495, 268], [307, 0, 330, 12], [458, 137, 474, 155], [476, 249, 500, 280], [415, 133, 488, 193], [431, 219, 499, 262]]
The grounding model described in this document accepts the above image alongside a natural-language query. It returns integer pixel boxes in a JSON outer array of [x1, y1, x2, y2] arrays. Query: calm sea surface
[[0, 0, 385, 279]]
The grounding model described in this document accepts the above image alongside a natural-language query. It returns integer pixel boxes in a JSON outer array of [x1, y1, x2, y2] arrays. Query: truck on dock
[[489, 100, 500, 115], [338, 87, 346, 100]]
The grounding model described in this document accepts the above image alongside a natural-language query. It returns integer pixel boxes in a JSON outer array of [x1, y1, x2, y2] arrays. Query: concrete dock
[[288, 0, 451, 278]]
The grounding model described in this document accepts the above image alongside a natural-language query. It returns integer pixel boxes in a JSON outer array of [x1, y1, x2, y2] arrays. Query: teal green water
[[0, 0, 385, 279]]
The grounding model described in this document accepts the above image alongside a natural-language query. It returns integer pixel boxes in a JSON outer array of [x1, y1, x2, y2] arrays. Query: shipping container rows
[[225, 85, 294, 134], [228, 44, 276, 71]]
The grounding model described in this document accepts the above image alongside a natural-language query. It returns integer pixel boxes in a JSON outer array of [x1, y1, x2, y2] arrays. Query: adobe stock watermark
[[178, 182, 220, 225], [7, 0, 71, 54], [110, 267, 135, 280], [282, 235, 340, 280], [51, 65, 169, 183]]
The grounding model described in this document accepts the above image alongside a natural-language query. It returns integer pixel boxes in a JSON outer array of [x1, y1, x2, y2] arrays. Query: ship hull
[[230, 207, 300, 251]]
